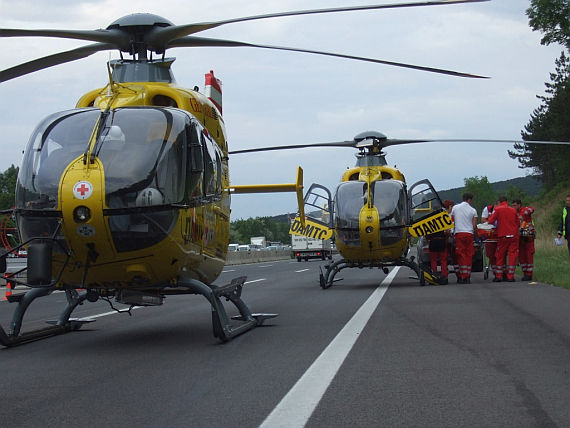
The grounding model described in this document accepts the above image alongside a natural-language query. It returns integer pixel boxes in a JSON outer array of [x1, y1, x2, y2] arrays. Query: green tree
[[505, 185, 529, 206], [526, 0, 570, 50], [0, 165, 19, 210], [463, 176, 497, 217], [230, 216, 291, 245], [509, 52, 570, 187]]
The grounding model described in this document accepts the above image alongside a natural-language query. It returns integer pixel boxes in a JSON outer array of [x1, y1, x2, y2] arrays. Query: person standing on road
[[487, 196, 519, 282], [511, 199, 535, 281], [427, 228, 449, 285], [559, 195, 570, 256], [450, 193, 478, 284], [481, 200, 499, 280]]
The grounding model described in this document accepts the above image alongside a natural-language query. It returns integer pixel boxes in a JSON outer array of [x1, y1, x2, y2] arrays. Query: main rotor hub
[[107, 13, 174, 30], [106, 13, 175, 58]]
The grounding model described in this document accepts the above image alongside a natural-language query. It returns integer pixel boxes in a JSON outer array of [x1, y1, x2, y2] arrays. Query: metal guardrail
[[225, 250, 292, 265]]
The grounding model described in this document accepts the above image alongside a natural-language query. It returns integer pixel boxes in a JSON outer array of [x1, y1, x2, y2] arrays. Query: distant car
[[416, 235, 483, 274], [17, 249, 27, 258]]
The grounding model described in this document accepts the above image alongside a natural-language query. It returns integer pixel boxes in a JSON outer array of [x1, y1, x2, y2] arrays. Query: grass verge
[[532, 236, 570, 289]]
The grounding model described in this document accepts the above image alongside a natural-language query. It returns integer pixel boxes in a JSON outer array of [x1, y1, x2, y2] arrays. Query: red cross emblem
[[73, 181, 93, 200]]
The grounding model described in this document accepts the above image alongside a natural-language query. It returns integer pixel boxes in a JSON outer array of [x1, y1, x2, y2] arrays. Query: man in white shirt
[[450, 193, 478, 284]]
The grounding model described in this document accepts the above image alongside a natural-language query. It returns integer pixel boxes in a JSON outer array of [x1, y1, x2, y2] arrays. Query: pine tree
[[509, 52, 570, 188]]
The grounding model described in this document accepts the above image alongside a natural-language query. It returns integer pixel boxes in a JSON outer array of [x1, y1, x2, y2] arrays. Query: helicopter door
[[407, 179, 453, 238], [289, 183, 333, 240]]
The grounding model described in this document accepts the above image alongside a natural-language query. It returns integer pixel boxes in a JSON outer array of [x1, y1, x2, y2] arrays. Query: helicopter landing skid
[[179, 276, 277, 342], [0, 287, 93, 347], [319, 260, 347, 289], [319, 256, 423, 289]]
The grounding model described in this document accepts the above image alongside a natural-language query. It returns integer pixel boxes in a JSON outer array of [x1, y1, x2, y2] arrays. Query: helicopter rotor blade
[[0, 1, 490, 81], [169, 36, 488, 79], [0, 43, 116, 83], [229, 141, 356, 155], [383, 138, 570, 147], [229, 137, 570, 155], [0, 28, 126, 45], [150, 0, 489, 46]]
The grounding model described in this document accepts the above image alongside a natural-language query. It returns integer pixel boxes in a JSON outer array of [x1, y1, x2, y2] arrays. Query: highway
[[1, 258, 569, 427]]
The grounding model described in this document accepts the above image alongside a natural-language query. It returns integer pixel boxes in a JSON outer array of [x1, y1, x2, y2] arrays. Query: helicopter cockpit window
[[97, 108, 187, 208], [334, 181, 367, 246], [16, 108, 100, 211], [373, 180, 408, 245], [97, 108, 187, 253]]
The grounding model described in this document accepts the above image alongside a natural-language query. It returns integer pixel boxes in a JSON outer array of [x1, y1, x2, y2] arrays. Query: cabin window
[[202, 132, 222, 199], [185, 124, 204, 204]]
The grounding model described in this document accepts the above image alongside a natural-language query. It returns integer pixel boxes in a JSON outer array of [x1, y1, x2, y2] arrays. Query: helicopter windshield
[[334, 181, 367, 247], [373, 180, 407, 245], [16, 108, 100, 210], [96, 108, 187, 208], [334, 180, 407, 247]]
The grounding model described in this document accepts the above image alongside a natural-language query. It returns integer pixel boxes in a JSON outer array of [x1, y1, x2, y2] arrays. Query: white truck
[[250, 236, 267, 249], [291, 234, 333, 262]]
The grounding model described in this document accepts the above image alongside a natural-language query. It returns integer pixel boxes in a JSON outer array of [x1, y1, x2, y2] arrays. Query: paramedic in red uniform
[[511, 199, 535, 281], [443, 200, 455, 280], [487, 196, 520, 282], [450, 193, 477, 284], [427, 229, 448, 285], [481, 201, 499, 280]]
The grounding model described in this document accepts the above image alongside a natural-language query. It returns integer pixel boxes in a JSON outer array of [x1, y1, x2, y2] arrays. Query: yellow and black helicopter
[[230, 131, 456, 288], [0, 0, 493, 347], [231, 131, 570, 288]]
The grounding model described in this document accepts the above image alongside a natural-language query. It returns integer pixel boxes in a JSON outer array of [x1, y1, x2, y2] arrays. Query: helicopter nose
[[59, 158, 115, 265], [360, 207, 380, 252]]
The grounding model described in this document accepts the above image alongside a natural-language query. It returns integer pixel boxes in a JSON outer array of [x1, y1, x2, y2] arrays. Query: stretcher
[[477, 224, 497, 280]]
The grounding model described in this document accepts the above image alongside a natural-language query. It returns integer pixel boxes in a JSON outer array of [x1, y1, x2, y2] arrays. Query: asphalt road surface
[[1, 259, 569, 427]]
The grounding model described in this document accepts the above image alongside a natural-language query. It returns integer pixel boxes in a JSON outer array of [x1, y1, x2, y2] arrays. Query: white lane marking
[[259, 265, 273, 268], [260, 267, 400, 428], [222, 269, 236, 273], [295, 269, 310, 273], [245, 278, 266, 284]]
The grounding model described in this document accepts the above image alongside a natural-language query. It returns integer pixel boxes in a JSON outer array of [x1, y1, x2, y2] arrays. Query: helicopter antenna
[[106, 54, 115, 95]]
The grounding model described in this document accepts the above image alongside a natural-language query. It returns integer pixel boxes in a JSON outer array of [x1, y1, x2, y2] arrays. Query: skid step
[[232, 313, 278, 325]]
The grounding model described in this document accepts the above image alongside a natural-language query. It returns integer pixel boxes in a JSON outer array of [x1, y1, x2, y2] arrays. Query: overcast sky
[[0, 0, 564, 219]]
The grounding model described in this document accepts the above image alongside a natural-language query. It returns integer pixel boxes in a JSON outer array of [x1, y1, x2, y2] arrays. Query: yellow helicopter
[[230, 131, 570, 288], [230, 131, 454, 288], [0, 1, 491, 347]]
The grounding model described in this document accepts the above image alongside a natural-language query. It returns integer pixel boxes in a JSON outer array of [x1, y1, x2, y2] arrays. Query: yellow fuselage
[[51, 82, 231, 288], [335, 164, 408, 263]]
